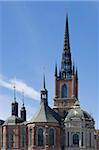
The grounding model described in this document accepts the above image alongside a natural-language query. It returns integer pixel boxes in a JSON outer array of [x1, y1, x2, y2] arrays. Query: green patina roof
[[66, 108, 85, 119], [28, 103, 61, 124], [3, 116, 24, 126], [65, 106, 94, 121]]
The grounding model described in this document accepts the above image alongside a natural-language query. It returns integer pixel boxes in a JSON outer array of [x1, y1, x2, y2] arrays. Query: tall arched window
[[8, 130, 15, 148], [89, 132, 91, 147], [73, 134, 79, 146], [29, 128, 32, 146], [38, 128, 44, 146], [10, 133, 14, 148], [62, 84, 67, 98], [21, 128, 26, 147], [48, 128, 55, 146]]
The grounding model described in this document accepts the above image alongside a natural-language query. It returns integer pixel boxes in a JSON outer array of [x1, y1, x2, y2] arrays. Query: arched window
[[73, 134, 79, 146], [48, 128, 55, 146], [29, 128, 32, 146], [21, 128, 26, 147], [8, 130, 15, 148], [62, 84, 67, 98], [38, 128, 44, 146], [89, 132, 91, 147], [10, 133, 14, 148]]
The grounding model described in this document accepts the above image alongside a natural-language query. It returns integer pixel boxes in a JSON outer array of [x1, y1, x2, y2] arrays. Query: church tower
[[53, 15, 78, 117]]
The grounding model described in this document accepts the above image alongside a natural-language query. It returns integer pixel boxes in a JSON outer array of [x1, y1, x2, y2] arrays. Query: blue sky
[[0, 1, 99, 128]]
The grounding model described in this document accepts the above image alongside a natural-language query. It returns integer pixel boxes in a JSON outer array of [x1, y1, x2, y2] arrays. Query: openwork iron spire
[[61, 15, 72, 79], [64, 15, 70, 51]]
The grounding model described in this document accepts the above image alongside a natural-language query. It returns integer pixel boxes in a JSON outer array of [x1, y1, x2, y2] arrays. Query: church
[[0, 16, 98, 150]]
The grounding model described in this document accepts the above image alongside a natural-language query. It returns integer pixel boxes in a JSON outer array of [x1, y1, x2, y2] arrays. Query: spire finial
[[64, 14, 70, 51], [43, 74, 46, 89], [22, 90, 24, 106], [66, 14, 69, 33], [13, 84, 16, 102]]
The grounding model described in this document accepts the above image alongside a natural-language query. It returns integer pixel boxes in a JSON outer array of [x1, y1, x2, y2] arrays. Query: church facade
[[0, 16, 97, 150]]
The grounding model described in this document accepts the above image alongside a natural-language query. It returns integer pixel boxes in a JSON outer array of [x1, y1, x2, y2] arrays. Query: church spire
[[64, 14, 70, 51], [53, 15, 79, 116], [40, 75, 48, 105], [61, 15, 72, 79]]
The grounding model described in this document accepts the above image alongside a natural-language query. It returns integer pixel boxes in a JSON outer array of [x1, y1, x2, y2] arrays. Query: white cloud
[[0, 74, 40, 101], [0, 94, 38, 121]]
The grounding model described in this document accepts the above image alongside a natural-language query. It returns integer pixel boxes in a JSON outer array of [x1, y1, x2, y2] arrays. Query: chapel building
[[0, 15, 97, 150]]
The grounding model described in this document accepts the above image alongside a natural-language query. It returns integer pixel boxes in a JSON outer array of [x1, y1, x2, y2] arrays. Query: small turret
[[20, 91, 26, 121], [11, 85, 18, 117], [40, 75, 48, 106]]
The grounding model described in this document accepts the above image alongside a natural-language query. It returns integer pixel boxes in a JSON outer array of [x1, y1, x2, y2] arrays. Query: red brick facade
[[53, 73, 78, 116], [27, 123, 61, 150]]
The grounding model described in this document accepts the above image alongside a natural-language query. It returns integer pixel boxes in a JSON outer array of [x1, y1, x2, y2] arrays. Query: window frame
[[36, 127, 45, 147], [20, 127, 26, 148], [48, 127, 56, 146], [29, 128, 32, 146], [72, 133, 79, 147], [61, 84, 67, 98]]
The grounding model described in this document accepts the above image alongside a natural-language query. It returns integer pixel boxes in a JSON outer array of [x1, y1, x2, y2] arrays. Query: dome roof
[[3, 116, 24, 126], [66, 108, 84, 120], [65, 101, 94, 121]]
